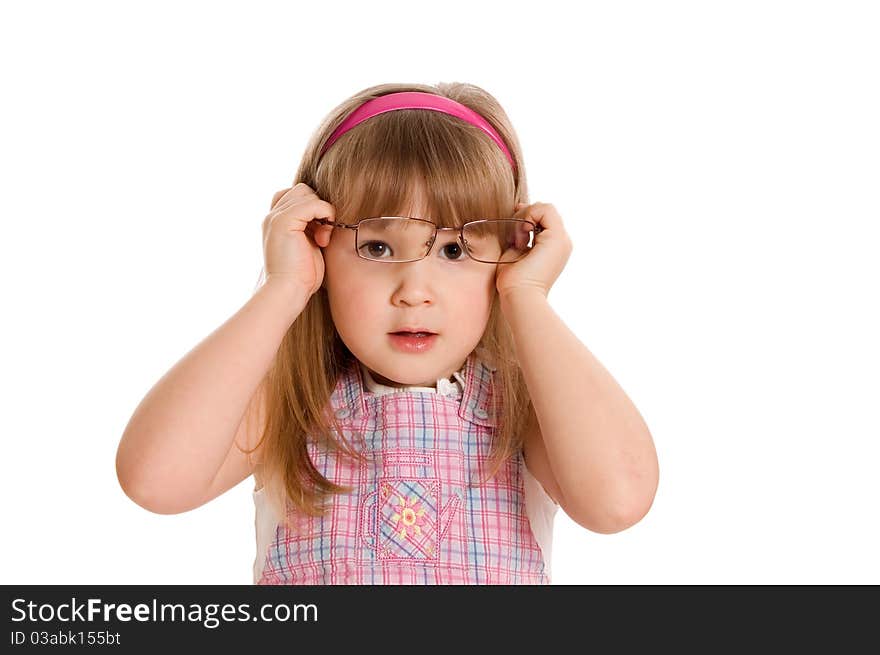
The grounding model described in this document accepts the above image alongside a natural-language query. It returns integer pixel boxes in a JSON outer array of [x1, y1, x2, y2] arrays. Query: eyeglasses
[[313, 216, 544, 264]]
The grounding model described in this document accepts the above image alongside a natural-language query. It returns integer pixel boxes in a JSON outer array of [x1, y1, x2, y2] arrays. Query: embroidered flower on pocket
[[391, 495, 428, 540]]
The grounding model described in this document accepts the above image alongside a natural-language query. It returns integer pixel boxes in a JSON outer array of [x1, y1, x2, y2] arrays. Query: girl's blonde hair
[[246, 81, 534, 527]]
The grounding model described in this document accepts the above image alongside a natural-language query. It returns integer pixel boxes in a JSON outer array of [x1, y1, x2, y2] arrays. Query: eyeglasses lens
[[462, 220, 536, 263]]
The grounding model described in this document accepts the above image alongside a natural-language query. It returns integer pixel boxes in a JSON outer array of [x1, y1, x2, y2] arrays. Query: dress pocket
[[359, 451, 463, 562]]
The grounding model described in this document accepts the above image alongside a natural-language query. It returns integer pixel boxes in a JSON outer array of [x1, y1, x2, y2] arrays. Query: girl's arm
[[115, 278, 309, 514], [495, 201, 658, 533], [502, 287, 659, 534]]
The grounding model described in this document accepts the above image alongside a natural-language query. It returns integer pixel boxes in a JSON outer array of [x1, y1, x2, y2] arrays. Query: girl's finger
[[270, 189, 288, 210], [520, 203, 561, 230]]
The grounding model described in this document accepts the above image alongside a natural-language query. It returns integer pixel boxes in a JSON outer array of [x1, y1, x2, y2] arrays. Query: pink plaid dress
[[254, 351, 551, 584]]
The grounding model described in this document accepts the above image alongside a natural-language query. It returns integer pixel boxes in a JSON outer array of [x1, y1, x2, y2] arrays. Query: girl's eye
[[360, 241, 391, 259], [439, 241, 467, 261]]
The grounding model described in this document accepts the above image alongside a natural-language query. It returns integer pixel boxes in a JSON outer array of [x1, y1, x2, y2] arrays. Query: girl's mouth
[[388, 332, 438, 353]]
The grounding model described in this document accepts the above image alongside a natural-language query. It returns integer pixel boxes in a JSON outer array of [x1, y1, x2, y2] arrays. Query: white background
[[2, 1, 877, 585]]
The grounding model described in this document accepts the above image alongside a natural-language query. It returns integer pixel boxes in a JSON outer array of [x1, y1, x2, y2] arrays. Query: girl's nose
[[390, 260, 434, 306]]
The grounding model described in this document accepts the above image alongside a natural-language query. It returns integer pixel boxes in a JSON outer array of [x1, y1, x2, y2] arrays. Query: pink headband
[[318, 91, 516, 173]]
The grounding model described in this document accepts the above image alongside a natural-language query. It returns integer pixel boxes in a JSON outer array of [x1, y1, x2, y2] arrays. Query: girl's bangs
[[316, 110, 515, 229]]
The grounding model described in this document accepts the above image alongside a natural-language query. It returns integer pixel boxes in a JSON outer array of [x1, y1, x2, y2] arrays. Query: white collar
[[359, 361, 466, 399]]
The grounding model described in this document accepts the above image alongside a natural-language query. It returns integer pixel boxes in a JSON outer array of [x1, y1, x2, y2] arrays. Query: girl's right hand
[[262, 182, 336, 297]]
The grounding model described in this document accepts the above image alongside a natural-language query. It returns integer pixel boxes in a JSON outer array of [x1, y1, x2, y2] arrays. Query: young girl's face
[[321, 193, 497, 387]]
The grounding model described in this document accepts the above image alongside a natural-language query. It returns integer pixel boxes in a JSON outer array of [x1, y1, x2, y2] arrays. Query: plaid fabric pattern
[[256, 352, 550, 584]]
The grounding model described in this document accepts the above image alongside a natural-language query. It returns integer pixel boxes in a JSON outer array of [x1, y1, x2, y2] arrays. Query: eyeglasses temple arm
[[314, 218, 358, 230]]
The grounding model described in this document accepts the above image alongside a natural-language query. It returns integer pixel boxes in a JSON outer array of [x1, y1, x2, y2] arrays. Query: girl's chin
[[369, 368, 432, 388]]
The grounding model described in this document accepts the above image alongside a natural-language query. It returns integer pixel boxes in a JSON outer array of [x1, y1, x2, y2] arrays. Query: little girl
[[116, 82, 659, 585]]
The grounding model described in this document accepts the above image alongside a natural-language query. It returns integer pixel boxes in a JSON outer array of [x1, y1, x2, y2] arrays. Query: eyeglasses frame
[[312, 216, 544, 264]]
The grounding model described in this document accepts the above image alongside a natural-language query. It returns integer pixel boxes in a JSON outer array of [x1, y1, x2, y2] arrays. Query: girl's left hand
[[495, 202, 573, 299]]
